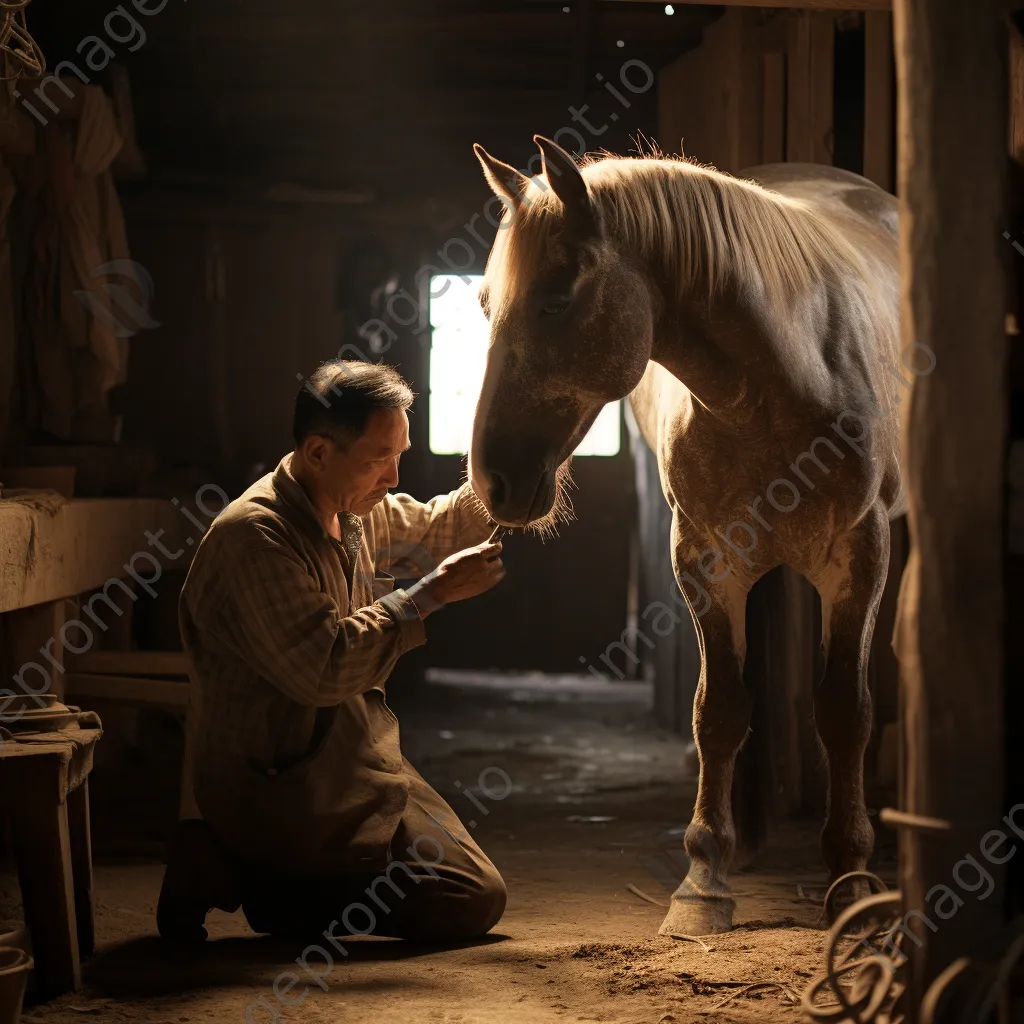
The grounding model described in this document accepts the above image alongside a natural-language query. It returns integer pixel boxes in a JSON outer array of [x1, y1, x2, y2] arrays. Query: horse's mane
[[496, 153, 885, 313]]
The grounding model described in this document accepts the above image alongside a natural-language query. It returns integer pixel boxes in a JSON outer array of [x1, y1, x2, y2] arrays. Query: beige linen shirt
[[179, 454, 491, 875]]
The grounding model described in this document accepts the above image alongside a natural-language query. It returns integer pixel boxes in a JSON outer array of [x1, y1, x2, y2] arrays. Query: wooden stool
[[0, 722, 102, 1000]]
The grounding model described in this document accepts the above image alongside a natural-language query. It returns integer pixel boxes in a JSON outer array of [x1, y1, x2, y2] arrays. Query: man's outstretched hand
[[408, 539, 505, 618]]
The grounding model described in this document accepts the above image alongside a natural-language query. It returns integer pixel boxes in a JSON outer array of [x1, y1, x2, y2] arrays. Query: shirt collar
[[272, 453, 365, 553]]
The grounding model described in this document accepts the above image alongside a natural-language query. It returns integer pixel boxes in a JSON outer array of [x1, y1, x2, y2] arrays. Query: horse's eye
[[541, 296, 571, 316]]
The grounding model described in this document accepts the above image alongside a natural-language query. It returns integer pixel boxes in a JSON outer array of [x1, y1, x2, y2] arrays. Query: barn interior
[[0, 1, 1021, 1023]]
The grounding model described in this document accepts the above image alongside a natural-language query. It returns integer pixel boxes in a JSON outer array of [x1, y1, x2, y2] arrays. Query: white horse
[[469, 136, 903, 935]]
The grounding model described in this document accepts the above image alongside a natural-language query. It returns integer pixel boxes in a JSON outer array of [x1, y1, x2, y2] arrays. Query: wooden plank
[[720, 10, 745, 175], [738, 15, 766, 171], [64, 651, 188, 677], [657, 24, 709, 159], [864, 10, 895, 190], [1012, 18, 1024, 164], [787, 13, 813, 162], [0, 499, 190, 613], [762, 52, 786, 164], [65, 674, 190, 709], [809, 12, 837, 165], [892, 0, 1009, 1012]]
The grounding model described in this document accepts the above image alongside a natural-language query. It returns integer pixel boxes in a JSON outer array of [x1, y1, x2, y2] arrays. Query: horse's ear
[[533, 135, 593, 230], [474, 144, 529, 210]]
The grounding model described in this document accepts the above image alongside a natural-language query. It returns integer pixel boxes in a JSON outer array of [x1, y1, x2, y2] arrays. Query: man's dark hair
[[293, 360, 414, 446]]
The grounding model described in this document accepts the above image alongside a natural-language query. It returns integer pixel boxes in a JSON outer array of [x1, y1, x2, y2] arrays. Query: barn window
[[428, 274, 621, 456]]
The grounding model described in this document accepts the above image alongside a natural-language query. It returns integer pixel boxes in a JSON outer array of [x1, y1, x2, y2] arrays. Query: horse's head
[[469, 136, 655, 527]]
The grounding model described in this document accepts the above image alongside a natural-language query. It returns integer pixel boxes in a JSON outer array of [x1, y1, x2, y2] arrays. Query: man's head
[[292, 361, 415, 516]]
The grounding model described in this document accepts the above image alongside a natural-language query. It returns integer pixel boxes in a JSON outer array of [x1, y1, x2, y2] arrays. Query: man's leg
[[371, 760, 507, 941], [157, 710, 242, 942], [157, 820, 243, 942], [242, 761, 506, 942]]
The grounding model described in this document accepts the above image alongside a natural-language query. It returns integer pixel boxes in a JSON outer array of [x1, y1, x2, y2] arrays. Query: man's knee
[[411, 867, 506, 941], [469, 870, 507, 937]]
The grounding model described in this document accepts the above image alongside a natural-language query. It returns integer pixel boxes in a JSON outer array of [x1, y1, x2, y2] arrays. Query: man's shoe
[[157, 819, 242, 943]]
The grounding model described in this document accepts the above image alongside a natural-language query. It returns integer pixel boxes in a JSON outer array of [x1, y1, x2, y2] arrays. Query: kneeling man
[[158, 360, 506, 942]]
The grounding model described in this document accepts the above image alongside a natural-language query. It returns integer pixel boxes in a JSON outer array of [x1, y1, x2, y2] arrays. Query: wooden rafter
[[612, 0, 891, 9]]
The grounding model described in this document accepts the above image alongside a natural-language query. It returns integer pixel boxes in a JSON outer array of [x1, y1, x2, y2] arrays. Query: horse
[[468, 136, 904, 936]]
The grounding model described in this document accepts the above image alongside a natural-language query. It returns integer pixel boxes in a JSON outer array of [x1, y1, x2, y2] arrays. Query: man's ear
[[300, 434, 331, 470]]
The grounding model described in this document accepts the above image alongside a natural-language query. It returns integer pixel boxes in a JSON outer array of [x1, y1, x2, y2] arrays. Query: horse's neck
[[648, 290, 776, 427]]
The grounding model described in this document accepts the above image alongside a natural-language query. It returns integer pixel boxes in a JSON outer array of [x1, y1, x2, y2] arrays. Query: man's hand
[[408, 540, 505, 618]]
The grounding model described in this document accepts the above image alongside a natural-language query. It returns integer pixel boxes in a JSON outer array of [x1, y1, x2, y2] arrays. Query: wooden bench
[[63, 650, 196, 818], [0, 722, 102, 1000]]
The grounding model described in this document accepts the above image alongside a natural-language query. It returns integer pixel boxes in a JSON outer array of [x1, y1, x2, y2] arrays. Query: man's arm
[[378, 482, 494, 579], [216, 541, 426, 707]]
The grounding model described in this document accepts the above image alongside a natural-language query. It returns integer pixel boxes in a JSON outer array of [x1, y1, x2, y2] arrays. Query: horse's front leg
[[659, 572, 752, 937], [808, 504, 889, 891]]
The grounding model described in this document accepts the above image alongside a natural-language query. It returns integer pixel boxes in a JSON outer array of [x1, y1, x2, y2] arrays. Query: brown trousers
[[240, 764, 507, 943]]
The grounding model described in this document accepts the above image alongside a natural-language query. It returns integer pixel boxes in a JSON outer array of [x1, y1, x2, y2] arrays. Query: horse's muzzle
[[473, 462, 555, 526]]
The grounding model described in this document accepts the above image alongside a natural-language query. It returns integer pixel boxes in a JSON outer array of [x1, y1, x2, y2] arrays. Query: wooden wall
[[658, 7, 894, 186]]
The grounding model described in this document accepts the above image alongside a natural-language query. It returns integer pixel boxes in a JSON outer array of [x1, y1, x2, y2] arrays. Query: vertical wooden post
[[892, 0, 1008, 1014], [67, 781, 95, 960], [763, 52, 786, 164], [787, 12, 812, 162], [1011, 18, 1024, 164], [809, 12, 836, 165], [864, 10, 895, 191]]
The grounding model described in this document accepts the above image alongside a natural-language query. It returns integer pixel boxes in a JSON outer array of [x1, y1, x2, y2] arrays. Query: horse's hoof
[[658, 895, 735, 937]]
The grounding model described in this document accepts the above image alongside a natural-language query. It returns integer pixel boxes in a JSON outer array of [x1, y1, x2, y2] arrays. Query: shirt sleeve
[[377, 482, 495, 579], [215, 540, 426, 707]]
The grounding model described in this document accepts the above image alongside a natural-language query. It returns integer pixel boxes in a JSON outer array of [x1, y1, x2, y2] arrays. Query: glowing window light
[[428, 274, 621, 457], [665, 4, 675, 14]]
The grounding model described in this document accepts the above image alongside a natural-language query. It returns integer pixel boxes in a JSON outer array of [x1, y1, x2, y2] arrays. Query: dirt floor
[[1, 672, 898, 1024]]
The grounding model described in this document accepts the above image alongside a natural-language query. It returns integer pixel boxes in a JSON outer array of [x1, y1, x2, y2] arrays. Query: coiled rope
[[0, 0, 44, 82], [802, 871, 907, 1024], [802, 828, 1023, 1023]]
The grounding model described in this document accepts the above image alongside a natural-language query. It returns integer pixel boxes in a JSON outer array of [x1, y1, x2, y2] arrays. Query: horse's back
[[741, 162, 899, 250]]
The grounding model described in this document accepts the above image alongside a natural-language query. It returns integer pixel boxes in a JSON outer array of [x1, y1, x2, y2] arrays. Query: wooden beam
[[892, 0, 1008, 1013], [863, 10, 895, 190], [65, 674, 190, 709], [0, 499, 190, 613], [63, 651, 188, 677], [614, 0, 890, 8]]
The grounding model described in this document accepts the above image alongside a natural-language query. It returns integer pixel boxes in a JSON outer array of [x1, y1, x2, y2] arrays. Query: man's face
[[303, 408, 411, 516]]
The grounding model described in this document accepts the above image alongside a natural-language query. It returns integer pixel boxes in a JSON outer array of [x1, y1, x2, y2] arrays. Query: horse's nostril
[[489, 470, 511, 510]]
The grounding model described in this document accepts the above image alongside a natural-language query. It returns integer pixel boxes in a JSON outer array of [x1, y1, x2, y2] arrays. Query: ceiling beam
[[611, 0, 890, 9]]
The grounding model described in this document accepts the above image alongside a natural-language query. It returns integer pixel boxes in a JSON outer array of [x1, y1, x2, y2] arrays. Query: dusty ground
[[2, 673, 897, 1024]]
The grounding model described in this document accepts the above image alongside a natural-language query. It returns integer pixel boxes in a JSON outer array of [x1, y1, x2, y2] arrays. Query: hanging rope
[[0, 0, 45, 82]]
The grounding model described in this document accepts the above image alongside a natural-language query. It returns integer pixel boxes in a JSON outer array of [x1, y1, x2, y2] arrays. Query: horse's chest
[[659, 417, 853, 574]]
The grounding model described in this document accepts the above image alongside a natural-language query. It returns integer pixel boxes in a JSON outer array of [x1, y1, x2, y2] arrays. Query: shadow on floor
[[83, 932, 512, 998]]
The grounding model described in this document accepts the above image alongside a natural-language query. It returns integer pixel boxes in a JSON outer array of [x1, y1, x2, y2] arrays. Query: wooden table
[[0, 720, 102, 1000]]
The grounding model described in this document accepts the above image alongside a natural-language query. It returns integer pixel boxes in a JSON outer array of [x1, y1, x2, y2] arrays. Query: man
[[158, 360, 506, 943]]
